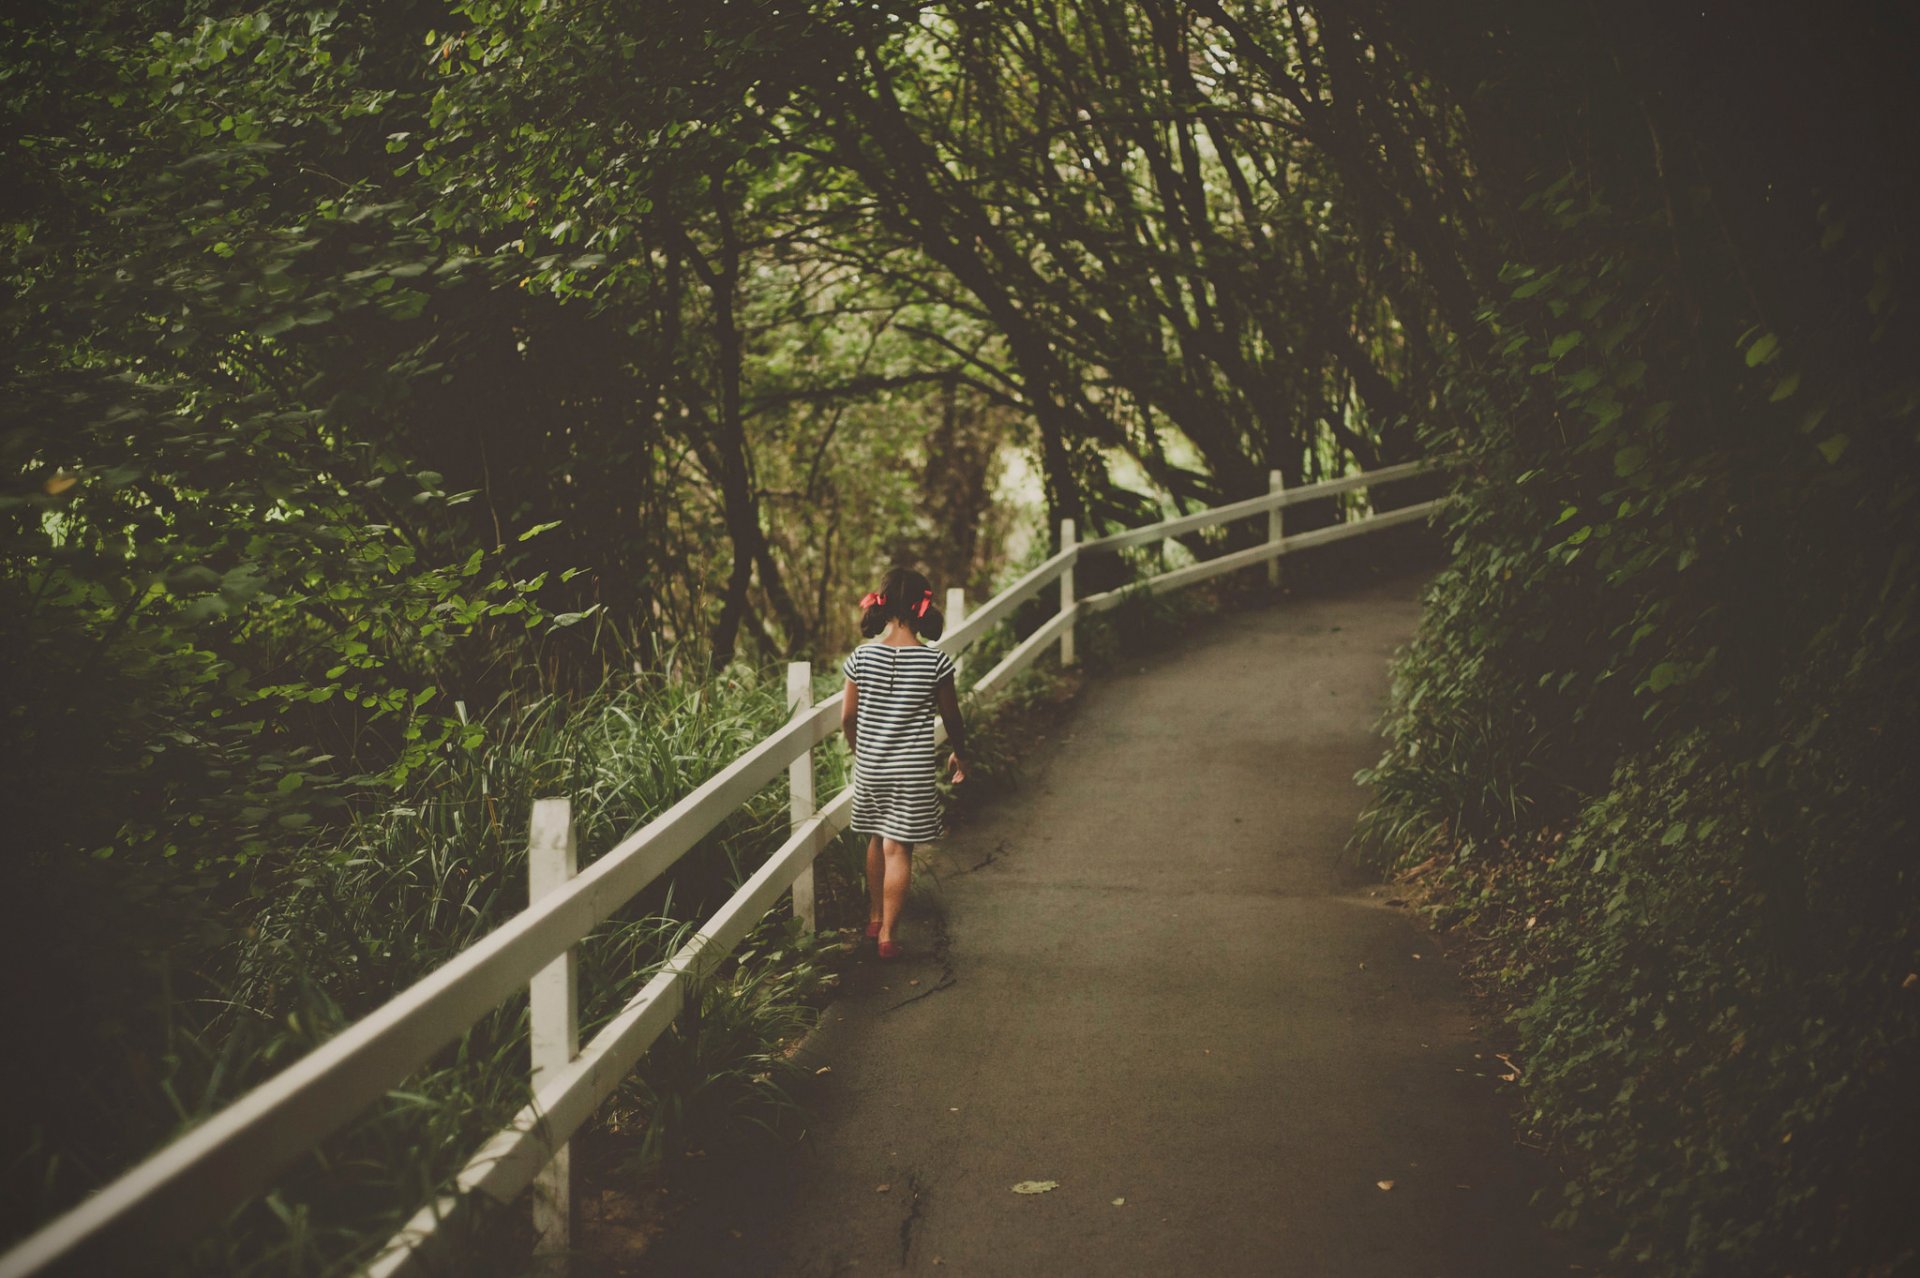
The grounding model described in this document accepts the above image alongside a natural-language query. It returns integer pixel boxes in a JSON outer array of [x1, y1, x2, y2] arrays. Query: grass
[[9, 655, 852, 1277]]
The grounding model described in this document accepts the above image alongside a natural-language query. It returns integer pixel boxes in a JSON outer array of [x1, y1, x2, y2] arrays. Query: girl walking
[[840, 567, 970, 961]]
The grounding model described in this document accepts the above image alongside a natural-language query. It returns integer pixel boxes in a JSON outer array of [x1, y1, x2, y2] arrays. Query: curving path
[[640, 569, 1600, 1276]]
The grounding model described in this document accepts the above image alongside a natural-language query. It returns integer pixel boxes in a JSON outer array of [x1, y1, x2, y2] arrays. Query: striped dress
[[843, 641, 957, 843]]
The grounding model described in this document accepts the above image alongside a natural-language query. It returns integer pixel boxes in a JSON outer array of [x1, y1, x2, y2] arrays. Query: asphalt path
[[640, 569, 1600, 1276]]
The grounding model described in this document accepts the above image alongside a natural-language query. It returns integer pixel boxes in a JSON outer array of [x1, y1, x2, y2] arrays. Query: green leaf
[[1745, 332, 1780, 366], [1645, 662, 1687, 691], [1613, 445, 1647, 477], [1548, 331, 1584, 359], [1816, 434, 1849, 464]]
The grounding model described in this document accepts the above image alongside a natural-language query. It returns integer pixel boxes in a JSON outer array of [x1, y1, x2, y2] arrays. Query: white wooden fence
[[0, 455, 1447, 1278]]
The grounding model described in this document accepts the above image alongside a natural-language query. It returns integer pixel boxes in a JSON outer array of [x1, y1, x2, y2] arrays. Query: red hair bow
[[859, 592, 885, 609], [914, 588, 933, 618]]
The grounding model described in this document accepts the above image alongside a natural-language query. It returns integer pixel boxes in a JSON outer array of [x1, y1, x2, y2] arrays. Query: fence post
[[787, 662, 816, 932], [1059, 518, 1078, 667], [528, 797, 578, 1272], [945, 587, 966, 681], [1267, 468, 1286, 588]]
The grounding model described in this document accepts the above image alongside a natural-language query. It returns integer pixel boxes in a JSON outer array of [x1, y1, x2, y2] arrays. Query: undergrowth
[[8, 659, 853, 1276], [1350, 166, 1920, 1274]]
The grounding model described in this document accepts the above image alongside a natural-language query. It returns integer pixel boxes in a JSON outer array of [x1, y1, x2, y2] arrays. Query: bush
[[1352, 168, 1920, 1274], [4, 659, 842, 1276]]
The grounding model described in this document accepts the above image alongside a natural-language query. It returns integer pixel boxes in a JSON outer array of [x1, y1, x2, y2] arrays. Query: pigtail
[[856, 567, 944, 638]]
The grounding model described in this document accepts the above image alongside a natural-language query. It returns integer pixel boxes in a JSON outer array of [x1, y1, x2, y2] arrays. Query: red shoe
[[877, 939, 904, 961], [865, 920, 882, 941]]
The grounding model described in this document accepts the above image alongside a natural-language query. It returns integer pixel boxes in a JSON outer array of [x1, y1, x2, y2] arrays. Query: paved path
[[645, 571, 1597, 1276]]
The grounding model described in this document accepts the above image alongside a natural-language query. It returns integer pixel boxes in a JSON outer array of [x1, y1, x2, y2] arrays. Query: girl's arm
[[841, 679, 859, 754], [934, 673, 968, 783]]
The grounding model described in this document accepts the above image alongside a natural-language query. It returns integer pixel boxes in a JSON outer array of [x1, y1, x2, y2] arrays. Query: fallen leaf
[[909, 979, 921, 986], [1111, 1197, 1125, 1206], [1903, 972, 1918, 990], [43, 472, 77, 495], [1410, 953, 1422, 960], [1376, 1180, 1395, 1191], [949, 1107, 960, 1112], [815, 1066, 832, 1075], [1357, 961, 1368, 970], [876, 1184, 891, 1193], [1011, 1180, 1059, 1195], [1525, 915, 1537, 929]]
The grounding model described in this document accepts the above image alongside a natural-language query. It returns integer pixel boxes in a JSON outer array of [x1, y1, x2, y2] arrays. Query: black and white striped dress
[[843, 641, 957, 843]]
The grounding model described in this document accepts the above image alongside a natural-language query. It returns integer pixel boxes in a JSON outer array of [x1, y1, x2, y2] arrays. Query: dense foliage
[[1351, 3, 1920, 1272], [5, 0, 1915, 1272]]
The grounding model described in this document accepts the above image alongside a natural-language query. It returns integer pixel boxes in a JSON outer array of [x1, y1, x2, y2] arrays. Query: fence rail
[[0, 453, 1449, 1278]]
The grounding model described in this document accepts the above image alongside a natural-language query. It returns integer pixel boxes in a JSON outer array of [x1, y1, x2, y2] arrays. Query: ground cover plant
[[1349, 10, 1920, 1267], [7, 660, 853, 1275]]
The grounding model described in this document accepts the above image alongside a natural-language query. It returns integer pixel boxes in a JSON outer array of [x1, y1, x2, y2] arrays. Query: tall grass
[[9, 655, 854, 1277]]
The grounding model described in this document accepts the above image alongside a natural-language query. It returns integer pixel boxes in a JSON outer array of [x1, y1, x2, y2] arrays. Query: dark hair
[[859, 566, 946, 641]]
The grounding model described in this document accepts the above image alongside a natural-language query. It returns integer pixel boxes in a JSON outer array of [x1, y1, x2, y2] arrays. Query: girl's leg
[[879, 839, 913, 942], [865, 836, 886, 925]]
